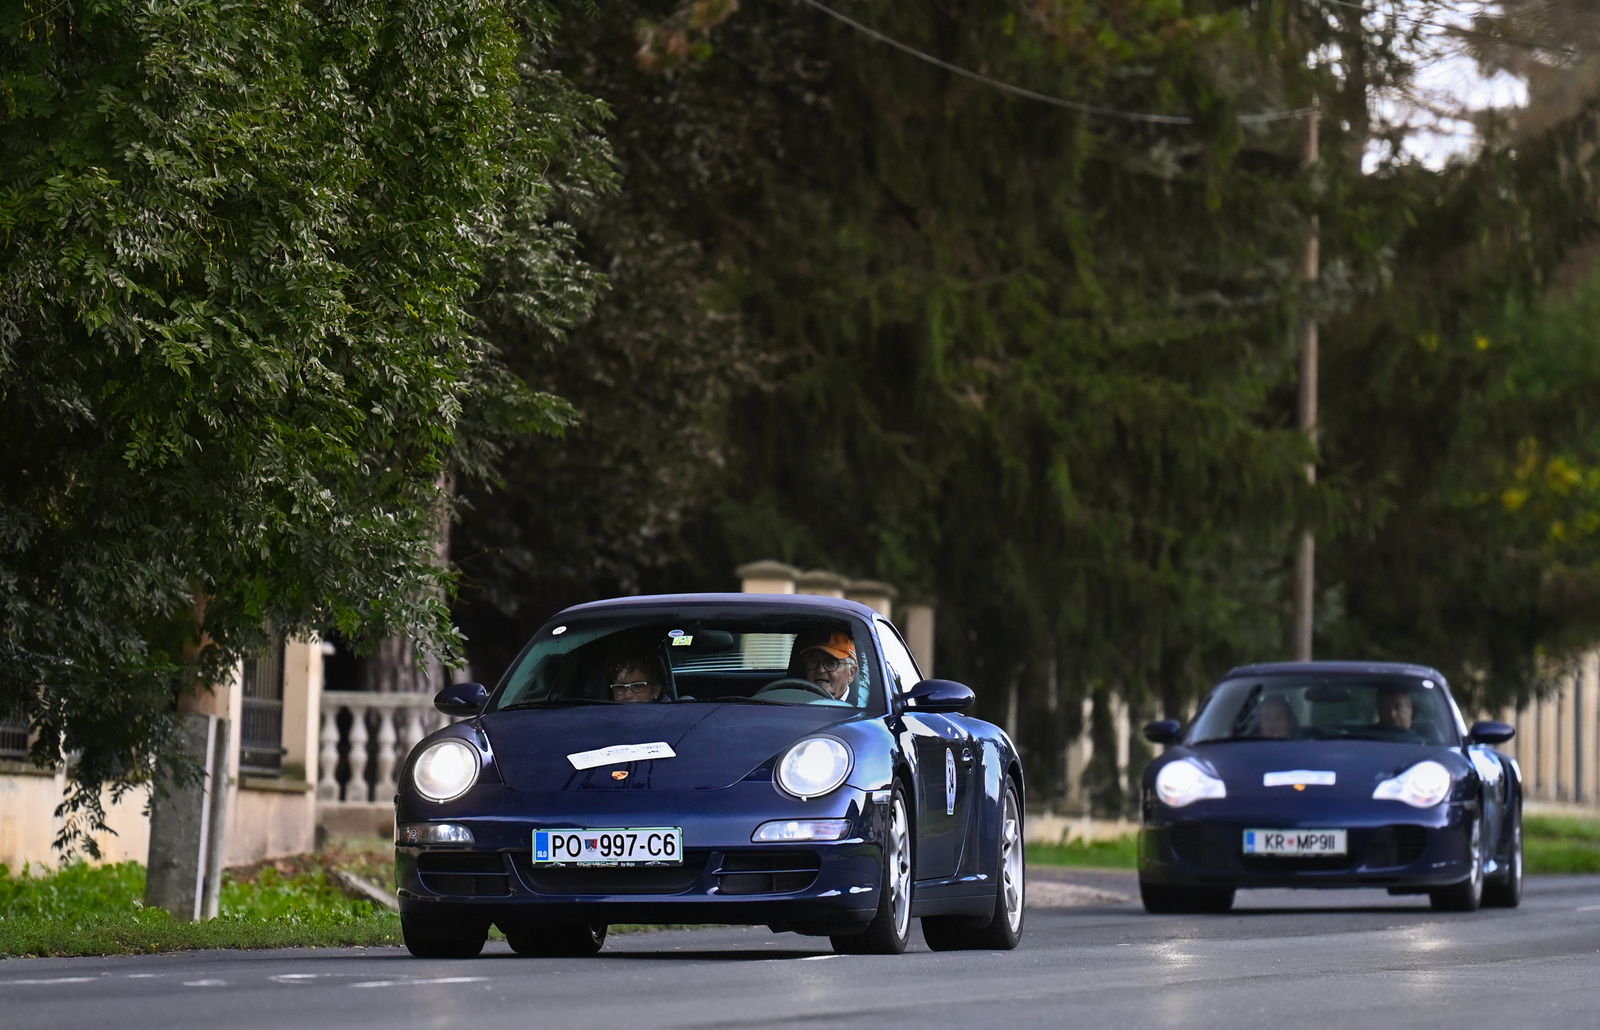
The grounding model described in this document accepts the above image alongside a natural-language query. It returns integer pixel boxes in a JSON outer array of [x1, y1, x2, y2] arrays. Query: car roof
[[551, 592, 883, 621], [1221, 660, 1448, 685]]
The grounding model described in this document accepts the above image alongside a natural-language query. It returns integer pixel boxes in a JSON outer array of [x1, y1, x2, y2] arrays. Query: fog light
[[752, 819, 852, 842], [398, 822, 475, 845]]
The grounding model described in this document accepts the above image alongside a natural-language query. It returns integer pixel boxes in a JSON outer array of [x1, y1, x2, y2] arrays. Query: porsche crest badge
[[612, 770, 629, 780]]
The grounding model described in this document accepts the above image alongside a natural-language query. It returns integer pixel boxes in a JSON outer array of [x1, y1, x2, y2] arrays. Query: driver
[[605, 653, 668, 703], [1253, 695, 1297, 740], [1375, 684, 1414, 730], [797, 632, 859, 702]]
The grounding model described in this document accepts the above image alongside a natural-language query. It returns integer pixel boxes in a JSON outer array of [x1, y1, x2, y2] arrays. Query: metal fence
[[0, 713, 27, 761], [240, 636, 287, 775]]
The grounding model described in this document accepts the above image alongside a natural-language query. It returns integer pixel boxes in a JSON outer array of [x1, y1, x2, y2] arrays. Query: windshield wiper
[[498, 698, 622, 710]]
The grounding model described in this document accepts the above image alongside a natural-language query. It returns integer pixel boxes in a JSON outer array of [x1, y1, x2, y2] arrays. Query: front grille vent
[[416, 851, 511, 896], [513, 852, 709, 895], [713, 851, 821, 895], [1239, 853, 1355, 873], [1365, 825, 1428, 868], [1169, 824, 1237, 870]]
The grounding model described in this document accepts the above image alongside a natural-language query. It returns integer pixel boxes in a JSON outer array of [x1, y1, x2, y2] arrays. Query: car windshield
[[488, 610, 883, 713], [1187, 674, 1460, 746]]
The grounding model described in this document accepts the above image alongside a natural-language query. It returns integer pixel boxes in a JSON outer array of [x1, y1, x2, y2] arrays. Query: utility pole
[[1291, 105, 1319, 662]]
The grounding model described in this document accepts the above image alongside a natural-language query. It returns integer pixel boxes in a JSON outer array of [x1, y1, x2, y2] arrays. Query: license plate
[[533, 827, 683, 865], [1243, 829, 1347, 856]]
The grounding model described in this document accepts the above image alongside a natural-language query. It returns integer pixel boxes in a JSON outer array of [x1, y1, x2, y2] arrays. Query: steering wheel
[[755, 677, 837, 700]]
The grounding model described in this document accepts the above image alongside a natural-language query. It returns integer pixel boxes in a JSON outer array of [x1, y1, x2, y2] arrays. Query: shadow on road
[[594, 948, 832, 962]]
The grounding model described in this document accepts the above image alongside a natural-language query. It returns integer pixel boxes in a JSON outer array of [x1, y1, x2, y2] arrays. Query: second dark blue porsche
[[393, 593, 1026, 957], [1139, 661, 1522, 913]]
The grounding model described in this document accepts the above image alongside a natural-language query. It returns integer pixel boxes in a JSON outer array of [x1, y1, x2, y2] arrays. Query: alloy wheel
[[889, 795, 912, 939], [1000, 787, 1024, 933]]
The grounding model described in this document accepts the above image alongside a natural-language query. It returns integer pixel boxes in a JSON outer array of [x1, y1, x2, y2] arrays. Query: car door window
[[876, 620, 922, 694]]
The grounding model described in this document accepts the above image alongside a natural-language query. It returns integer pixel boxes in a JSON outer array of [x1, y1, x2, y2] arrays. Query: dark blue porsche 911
[[1138, 661, 1522, 914], [394, 594, 1026, 957]]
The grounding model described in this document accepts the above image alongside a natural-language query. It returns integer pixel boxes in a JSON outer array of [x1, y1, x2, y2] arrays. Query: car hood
[[1169, 739, 1464, 800], [482, 703, 858, 792]]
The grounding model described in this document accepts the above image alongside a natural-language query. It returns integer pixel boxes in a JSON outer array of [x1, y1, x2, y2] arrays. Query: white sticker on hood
[[1263, 770, 1336, 787], [567, 741, 677, 770]]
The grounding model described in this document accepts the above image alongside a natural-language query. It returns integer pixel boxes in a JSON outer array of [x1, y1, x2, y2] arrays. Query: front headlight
[[1372, 760, 1452, 808], [776, 736, 853, 800], [413, 739, 481, 802], [1155, 758, 1227, 807]]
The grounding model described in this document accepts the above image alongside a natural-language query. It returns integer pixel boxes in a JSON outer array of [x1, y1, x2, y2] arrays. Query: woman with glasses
[[604, 652, 668, 703]]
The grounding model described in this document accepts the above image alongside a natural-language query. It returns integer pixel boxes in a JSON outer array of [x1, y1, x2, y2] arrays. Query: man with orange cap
[[797, 631, 859, 702]]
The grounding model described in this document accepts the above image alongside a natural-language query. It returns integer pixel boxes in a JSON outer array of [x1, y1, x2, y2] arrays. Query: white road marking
[[182, 980, 227, 987], [1576, 904, 1600, 912], [126, 974, 160, 979], [349, 977, 488, 989], [798, 955, 837, 961], [2, 977, 96, 986]]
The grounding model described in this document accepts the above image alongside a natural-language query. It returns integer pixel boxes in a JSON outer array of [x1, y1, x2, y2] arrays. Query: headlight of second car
[[413, 739, 481, 802], [1154, 757, 1227, 807], [776, 736, 853, 800], [1372, 759, 1452, 808]]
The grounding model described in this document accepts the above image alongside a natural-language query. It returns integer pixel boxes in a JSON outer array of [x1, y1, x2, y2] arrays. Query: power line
[[791, 0, 1314, 127]]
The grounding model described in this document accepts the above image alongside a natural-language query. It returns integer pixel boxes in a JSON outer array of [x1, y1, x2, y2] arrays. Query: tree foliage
[[441, 1, 1600, 808], [0, 0, 610, 849]]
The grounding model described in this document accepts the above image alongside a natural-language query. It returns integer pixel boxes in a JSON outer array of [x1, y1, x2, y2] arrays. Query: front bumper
[[1139, 800, 1476, 890], [395, 784, 889, 934]]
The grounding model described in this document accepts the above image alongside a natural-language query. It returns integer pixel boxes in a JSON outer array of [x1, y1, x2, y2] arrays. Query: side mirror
[[899, 679, 976, 714], [1469, 720, 1515, 745], [1142, 719, 1183, 745], [434, 682, 489, 717]]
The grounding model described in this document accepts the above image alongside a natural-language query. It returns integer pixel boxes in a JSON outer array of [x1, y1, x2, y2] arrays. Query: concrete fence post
[[146, 712, 230, 921]]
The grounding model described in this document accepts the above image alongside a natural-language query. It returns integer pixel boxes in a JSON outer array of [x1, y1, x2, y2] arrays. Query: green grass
[[0, 912, 401, 958], [1024, 815, 1600, 876], [1524, 815, 1600, 874], [1026, 836, 1138, 870], [0, 845, 690, 958], [0, 858, 399, 958]]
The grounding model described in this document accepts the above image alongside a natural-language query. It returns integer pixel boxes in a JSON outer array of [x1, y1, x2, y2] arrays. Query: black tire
[[923, 778, 1025, 951], [1483, 817, 1522, 909], [1431, 816, 1485, 912], [831, 783, 912, 955], [1139, 880, 1235, 914], [402, 914, 489, 958], [503, 921, 608, 957]]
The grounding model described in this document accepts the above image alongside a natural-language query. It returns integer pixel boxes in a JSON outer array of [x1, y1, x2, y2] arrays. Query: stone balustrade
[[318, 691, 449, 807]]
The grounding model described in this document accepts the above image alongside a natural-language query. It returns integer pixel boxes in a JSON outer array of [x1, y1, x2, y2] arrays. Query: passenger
[[605, 653, 668, 703], [1254, 696, 1297, 740], [796, 632, 859, 702], [1375, 685, 1415, 731]]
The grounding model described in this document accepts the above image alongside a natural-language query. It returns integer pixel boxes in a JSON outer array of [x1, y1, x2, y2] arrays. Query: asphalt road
[[6, 873, 1600, 1030]]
